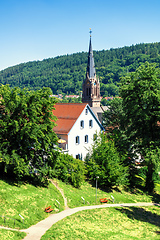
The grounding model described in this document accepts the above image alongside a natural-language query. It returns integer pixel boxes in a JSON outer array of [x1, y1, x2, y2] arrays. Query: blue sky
[[0, 0, 160, 70]]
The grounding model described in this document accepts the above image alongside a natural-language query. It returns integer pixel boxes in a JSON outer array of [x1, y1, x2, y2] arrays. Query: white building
[[53, 103, 104, 160]]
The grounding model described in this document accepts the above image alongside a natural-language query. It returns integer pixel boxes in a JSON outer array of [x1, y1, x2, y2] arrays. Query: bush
[[53, 153, 85, 188], [85, 133, 129, 188]]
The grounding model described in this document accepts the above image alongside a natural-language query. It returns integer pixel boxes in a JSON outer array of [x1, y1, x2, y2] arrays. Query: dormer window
[[80, 120, 84, 129], [89, 119, 93, 128]]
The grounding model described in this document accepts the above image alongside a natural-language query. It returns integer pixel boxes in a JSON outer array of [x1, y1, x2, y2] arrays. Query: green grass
[[41, 206, 160, 240], [0, 179, 64, 229], [57, 179, 157, 208], [0, 177, 159, 239], [0, 229, 26, 240]]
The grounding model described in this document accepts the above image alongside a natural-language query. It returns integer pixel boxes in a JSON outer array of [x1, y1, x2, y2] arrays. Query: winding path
[[49, 179, 69, 210], [21, 202, 159, 240], [0, 181, 159, 240]]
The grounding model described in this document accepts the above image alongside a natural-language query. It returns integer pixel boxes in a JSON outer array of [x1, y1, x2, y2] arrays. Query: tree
[[0, 85, 59, 184], [120, 62, 160, 192], [85, 132, 128, 188], [144, 147, 160, 192], [102, 97, 145, 189], [53, 153, 85, 188], [102, 97, 129, 156]]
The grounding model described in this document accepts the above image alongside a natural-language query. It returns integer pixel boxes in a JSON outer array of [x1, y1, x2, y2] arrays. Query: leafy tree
[[120, 62, 160, 192], [85, 133, 128, 188], [144, 147, 160, 192], [102, 97, 145, 188], [102, 97, 129, 156], [0, 85, 59, 184], [53, 153, 85, 188], [120, 62, 160, 149]]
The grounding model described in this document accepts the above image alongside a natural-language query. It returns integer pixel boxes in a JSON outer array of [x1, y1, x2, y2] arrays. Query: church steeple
[[86, 36, 96, 79], [82, 29, 101, 107]]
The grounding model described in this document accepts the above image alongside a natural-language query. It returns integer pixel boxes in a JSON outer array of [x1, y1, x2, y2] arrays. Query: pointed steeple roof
[[86, 36, 96, 79], [82, 30, 101, 108]]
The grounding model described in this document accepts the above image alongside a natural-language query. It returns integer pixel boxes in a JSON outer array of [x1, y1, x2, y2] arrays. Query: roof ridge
[[55, 103, 87, 105]]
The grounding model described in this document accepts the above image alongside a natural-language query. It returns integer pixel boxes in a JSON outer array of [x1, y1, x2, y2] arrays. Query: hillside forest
[[1, 42, 160, 97]]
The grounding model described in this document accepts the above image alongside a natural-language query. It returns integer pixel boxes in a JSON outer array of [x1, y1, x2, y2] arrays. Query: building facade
[[53, 103, 104, 160]]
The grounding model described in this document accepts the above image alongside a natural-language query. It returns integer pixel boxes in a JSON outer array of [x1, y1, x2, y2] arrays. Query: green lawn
[[0, 179, 64, 229], [41, 206, 160, 240], [0, 229, 26, 240], [57, 179, 158, 208]]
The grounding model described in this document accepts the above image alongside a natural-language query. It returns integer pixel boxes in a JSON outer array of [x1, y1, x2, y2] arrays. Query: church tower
[[82, 30, 101, 107]]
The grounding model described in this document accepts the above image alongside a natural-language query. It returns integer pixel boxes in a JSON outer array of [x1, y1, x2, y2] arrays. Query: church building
[[82, 31, 108, 123], [52, 31, 106, 160], [82, 32, 101, 107]]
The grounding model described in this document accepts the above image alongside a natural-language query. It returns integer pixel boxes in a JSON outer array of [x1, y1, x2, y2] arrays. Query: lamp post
[[96, 176, 99, 203]]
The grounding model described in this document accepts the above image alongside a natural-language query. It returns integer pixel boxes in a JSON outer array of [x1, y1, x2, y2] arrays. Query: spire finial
[[89, 28, 92, 37]]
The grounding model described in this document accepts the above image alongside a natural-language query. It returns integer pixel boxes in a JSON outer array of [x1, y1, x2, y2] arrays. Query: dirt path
[[49, 179, 69, 210]]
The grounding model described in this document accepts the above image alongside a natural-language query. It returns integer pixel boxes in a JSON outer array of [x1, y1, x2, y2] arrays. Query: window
[[85, 108, 88, 115], [86, 88, 88, 96], [86, 88, 91, 97], [84, 135, 88, 143], [76, 154, 80, 159], [89, 119, 93, 128], [80, 120, 84, 129], [75, 136, 80, 144]]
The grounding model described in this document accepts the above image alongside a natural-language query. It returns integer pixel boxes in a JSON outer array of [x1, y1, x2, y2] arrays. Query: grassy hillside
[[0, 178, 159, 239], [57, 179, 160, 208], [41, 206, 160, 240], [42, 179, 160, 240], [1, 42, 160, 96], [0, 179, 64, 229]]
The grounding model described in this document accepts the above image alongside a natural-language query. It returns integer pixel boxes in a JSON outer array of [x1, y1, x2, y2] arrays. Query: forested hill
[[1, 42, 160, 96]]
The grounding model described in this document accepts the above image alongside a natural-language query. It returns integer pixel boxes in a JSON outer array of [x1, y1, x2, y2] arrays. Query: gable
[[87, 106, 105, 131], [68, 104, 104, 135]]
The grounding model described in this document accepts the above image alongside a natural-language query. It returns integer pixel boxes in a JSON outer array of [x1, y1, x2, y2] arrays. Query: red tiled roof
[[52, 103, 87, 134]]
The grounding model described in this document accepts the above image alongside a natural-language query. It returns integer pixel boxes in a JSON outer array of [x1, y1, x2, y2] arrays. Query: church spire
[[82, 29, 101, 107], [86, 35, 96, 79]]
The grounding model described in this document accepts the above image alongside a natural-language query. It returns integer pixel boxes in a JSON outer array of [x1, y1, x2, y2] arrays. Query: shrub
[[85, 133, 129, 188], [53, 153, 85, 188]]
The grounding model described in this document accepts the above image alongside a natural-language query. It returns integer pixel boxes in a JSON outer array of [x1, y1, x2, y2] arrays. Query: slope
[[1, 42, 160, 96]]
